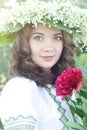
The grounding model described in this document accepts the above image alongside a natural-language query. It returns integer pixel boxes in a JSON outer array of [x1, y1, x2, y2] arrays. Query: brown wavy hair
[[9, 24, 75, 87]]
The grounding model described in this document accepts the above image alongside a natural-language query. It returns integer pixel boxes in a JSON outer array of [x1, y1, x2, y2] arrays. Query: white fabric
[[0, 77, 73, 130]]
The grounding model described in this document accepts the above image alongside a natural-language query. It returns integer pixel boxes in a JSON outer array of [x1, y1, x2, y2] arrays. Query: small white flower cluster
[[0, 0, 87, 51]]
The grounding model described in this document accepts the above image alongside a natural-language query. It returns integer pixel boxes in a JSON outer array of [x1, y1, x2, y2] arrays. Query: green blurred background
[[0, 0, 87, 92]]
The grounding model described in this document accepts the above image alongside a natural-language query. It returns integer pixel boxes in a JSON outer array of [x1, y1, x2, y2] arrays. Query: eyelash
[[33, 35, 63, 41], [54, 35, 63, 41], [34, 36, 43, 41]]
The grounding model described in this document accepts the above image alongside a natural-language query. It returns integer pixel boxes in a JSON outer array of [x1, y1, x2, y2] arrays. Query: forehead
[[31, 24, 62, 34]]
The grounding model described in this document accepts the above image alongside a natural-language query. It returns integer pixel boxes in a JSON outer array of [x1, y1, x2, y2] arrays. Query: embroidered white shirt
[[0, 77, 73, 130]]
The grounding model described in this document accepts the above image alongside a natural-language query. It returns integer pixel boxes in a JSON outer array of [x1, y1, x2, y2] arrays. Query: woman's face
[[29, 24, 63, 72]]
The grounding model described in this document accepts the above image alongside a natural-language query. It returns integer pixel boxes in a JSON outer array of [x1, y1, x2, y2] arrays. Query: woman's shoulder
[[5, 76, 36, 87], [0, 76, 40, 98], [0, 77, 41, 112]]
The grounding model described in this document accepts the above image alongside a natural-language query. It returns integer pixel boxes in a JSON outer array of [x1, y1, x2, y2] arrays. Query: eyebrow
[[54, 33, 62, 36], [32, 32, 62, 36], [32, 32, 44, 36]]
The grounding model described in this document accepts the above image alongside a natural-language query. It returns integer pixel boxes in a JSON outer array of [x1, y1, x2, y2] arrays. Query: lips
[[42, 56, 54, 61]]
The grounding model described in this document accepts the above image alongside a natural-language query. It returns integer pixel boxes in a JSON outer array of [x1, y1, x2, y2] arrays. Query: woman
[[0, 23, 75, 130], [0, 1, 87, 130]]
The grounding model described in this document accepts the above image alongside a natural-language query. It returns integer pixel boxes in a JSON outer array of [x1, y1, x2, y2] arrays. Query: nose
[[43, 38, 54, 52]]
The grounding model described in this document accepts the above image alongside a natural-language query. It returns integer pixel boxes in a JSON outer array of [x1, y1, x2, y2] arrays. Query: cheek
[[29, 41, 36, 53], [29, 43, 40, 56], [56, 44, 63, 54]]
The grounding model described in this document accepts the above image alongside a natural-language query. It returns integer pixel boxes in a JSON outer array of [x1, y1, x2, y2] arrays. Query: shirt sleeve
[[0, 77, 40, 130]]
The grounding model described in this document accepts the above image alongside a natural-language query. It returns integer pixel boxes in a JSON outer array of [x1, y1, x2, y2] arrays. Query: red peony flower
[[55, 67, 84, 100]]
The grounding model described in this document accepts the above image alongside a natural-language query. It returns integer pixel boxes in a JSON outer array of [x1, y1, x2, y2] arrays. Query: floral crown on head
[[0, 0, 87, 52]]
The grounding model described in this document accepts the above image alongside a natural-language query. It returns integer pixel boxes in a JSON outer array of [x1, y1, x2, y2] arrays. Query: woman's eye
[[54, 35, 63, 41], [34, 36, 43, 41]]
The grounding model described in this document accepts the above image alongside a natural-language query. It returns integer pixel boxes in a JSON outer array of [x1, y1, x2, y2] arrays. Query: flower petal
[[76, 82, 84, 91]]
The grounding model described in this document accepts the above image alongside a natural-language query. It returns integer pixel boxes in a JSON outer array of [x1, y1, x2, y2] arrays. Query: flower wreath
[[0, 0, 87, 52]]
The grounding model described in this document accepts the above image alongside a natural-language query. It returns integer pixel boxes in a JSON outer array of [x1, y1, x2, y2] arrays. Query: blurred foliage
[[0, 44, 11, 92], [74, 0, 87, 8], [0, 0, 87, 8], [75, 53, 87, 77]]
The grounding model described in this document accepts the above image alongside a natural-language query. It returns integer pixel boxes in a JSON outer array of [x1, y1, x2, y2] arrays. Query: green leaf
[[7, 23, 22, 33], [74, 106, 86, 118], [79, 90, 87, 99], [65, 122, 83, 130], [68, 101, 86, 118], [0, 23, 22, 45], [83, 117, 87, 127], [44, 19, 71, 33], [80, 97, 87, 115], [0, 119, 4, 130], [0, 32, 14, 45]]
